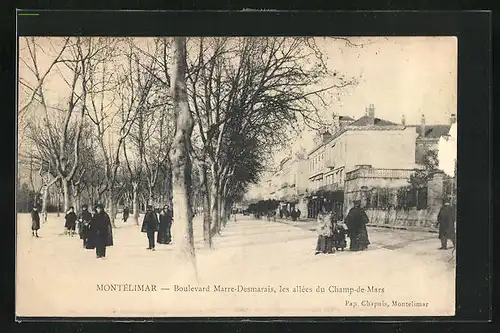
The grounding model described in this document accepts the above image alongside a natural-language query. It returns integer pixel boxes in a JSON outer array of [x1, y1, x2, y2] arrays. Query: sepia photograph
[[16, 35, 457, 317]]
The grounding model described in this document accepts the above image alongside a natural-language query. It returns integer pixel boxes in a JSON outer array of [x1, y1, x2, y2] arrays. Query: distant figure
[[436, 199, 456, 250], [279, 209, 284, 219], [296, 209, 301, 221], [31, 206, 40, 238], [122, 207, 130, 223], [65, 207, 78, 237], [315, 208, 335, 255], [157, 204, 173, 245], [291, 208, 298, 221], [142, 205, 159, 251], [345, 200, 370, 251], [78, 204, 92, 248], [87, 203, 113, 258]]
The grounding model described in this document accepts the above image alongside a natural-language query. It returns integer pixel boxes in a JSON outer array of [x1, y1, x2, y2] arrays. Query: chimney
[[449, 113, 457, 125], [420, 114, 426, 137], [366, 104, 375, 125], [332, 113, 340, 133], [322, 131, 332, 143], [401, 115, 406, 126], [368, 104, 375, 118]]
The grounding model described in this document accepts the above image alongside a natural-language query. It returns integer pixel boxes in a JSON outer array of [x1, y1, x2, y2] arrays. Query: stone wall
[[365, 207, 437, 230]]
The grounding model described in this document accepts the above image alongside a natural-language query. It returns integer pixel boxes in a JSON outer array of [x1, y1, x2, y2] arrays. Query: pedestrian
[[141, 205, 159, 251], [345, 200, 370, 251], [31, 206, 40, 238], [157, 204, 173, 245], [78, 204, 92, 248], [65, 206, 78, 237], [315, 207, 335, 255], [122, 207, 130, 223], [88, 203, 113, 258], [291, 208, 298, 221], [296, 208, 301, 221], [436, 199, 456, 250]]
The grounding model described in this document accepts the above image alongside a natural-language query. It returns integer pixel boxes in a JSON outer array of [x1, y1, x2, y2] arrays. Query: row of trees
[[19, 37, 358, 252]]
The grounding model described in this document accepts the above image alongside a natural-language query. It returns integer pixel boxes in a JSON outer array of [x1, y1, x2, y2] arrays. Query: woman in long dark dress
[[31, 206, 40, 238], [345, 200, 370, 251], [87, 204, 113, 258], [78, 204, 93, 248], [315, 208, 336, 255], [65, 207, 78, 237], [157, 205, 173, 245]]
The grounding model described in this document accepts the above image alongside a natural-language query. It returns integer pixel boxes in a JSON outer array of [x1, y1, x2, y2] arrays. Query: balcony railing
[[346, 167, 414, 181]]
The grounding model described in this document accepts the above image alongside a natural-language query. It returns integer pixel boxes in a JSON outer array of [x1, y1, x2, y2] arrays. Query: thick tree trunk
[[220, 196, 227, 229], [41, 185, 49, 223], [72, 183, 80, 212], [107, 194, 117, 228], [62, 179, 70, 212], [148, 186, 154, 206], [170, 37, 197, 278], [199, 162, 212, 247], [132, 182, 139, 225], [210, 184, 220, 236]]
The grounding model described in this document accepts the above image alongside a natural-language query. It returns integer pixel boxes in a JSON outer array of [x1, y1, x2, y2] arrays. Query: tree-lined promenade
[[18, 37, 361, 262]]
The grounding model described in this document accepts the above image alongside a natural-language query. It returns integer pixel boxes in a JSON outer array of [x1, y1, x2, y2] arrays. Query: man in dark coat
[[141, 205, 159, 251], [436, 200, 456, 250], [65, 206, 78, 237], [31, 206, 40, 237], [88, 204, 113, 258], [157, 204, 173, 245], [345, 200, 370, 251], [78, 204, 93, 248]]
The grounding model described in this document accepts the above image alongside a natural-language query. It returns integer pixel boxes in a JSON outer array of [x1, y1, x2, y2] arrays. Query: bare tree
[[170, 37, 197, 274], [186, 37, 357, 235]]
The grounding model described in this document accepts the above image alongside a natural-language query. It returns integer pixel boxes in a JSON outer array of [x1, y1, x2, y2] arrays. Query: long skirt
[[32, 219, 40, 231], [349, 228, 370, 251], [316, 235, 334, 253], [157, 222, 172, 244]]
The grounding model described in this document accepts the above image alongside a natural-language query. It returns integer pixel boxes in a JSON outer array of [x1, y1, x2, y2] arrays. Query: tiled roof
[[348, 115, 398, 127]]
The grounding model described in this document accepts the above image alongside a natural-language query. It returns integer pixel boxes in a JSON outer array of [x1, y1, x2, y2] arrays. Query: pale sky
[[316, 36, 457, 125]]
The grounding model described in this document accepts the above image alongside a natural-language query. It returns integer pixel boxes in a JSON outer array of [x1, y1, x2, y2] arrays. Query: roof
[[339, 116, 354, 121], [348, 115, 398, 127], [411, 124, 451, 139]]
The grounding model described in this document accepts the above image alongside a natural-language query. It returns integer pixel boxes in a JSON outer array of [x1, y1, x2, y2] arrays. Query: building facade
[[307, 105, 418, 219]]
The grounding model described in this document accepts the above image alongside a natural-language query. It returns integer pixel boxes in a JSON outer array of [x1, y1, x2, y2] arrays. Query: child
[[65, 207, 78, 237], [333, 222, 348, 251]]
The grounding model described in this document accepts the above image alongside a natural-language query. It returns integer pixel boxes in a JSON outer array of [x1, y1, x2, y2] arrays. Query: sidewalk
[[273, 216, 438, 233]]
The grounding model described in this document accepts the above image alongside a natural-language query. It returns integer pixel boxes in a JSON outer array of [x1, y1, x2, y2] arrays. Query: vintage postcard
[[16, 35, 457, 317]]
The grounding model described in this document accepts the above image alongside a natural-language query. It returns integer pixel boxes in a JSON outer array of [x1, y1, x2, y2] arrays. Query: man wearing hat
[[88, 204, 114, 258], [78, 204, 93, 248], [141, 205, 159, 251], [436, 198, 456, 250], [31, 206, 40, 238]]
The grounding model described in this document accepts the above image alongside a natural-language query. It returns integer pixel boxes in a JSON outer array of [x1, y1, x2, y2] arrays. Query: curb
[[273, 218, 438, 234]]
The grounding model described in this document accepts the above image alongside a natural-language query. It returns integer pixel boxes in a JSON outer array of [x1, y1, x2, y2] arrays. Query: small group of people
[[315, 200, 370, 255], [141, 204, 173, 251], [278, 208, 301, 221], [76, 204, 114, 258]]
